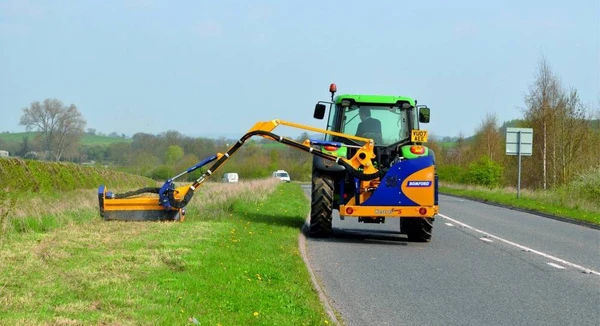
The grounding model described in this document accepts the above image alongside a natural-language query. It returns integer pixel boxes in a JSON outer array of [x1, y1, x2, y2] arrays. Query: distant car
[[272, 170, 291, 182], [222, 173, 239, 183]]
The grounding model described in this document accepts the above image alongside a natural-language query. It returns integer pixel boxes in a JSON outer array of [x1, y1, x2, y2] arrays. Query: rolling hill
[[0, 132, 132, 146]]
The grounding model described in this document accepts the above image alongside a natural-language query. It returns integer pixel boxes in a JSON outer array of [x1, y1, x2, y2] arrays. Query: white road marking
[[547, 262, 566, 269], [439, 213, 600, 276], [445, 223, 454, 226], [479, 237, 493, 243]]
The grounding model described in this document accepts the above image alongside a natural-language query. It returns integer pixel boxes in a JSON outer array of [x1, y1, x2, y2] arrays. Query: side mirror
[[314, 103, 326, 120], [419, 107, 430, 123]]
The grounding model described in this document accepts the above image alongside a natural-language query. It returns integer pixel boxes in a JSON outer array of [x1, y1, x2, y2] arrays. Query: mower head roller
[[97, 184, 188, 221]]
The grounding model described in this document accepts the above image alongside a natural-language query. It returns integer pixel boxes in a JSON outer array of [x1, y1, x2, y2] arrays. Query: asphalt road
[[302, 186, 600, 326]]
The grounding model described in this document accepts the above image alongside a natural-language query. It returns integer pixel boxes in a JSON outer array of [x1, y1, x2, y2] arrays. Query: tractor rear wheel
[[401, 217, 433, 242], [309, 170, 334, 237]]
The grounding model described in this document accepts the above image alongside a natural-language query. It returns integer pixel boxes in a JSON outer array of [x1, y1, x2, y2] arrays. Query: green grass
[[0, 158, 157, 243], [0, 182, 331, 325], [0, 131, 39, 142], [440, 183, 600, 225], [0, 132, 131, 146], [0, 158, 154, 194], [81, 134, 132, 145]]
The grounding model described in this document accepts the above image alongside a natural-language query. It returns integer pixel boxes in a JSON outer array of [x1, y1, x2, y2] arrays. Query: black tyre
[[401, 217, 433, 242], [309, 170, 334, 237]]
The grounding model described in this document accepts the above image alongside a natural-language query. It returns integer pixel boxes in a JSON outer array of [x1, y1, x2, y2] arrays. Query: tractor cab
[[313, 84, 431, 169]]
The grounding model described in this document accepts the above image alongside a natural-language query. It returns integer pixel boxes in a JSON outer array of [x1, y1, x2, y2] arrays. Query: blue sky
[[1, 0, 598, 139]]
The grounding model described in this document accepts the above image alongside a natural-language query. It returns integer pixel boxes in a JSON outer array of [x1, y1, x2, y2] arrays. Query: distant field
[[81, 134, 132, 145], [261, 142, 287, 149], [0, 132, 131, 146], [0, 132, 39, 143]]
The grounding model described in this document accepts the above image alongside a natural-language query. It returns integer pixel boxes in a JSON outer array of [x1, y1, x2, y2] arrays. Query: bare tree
[[584, 97, 600, 168], [19, 99, 86, 161], [471, 112, 503, 162], [554, 88, 590, 184], [523, 57, 562, 189], [444, 131, 470, 167]]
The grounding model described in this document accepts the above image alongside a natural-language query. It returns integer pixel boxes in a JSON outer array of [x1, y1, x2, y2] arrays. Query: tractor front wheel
[[401, 217, 433, 242], [309, 170, 334, 237]]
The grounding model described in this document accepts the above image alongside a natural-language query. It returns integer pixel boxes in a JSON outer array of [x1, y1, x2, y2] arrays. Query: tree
[[296, 132, 311, 142], [107, 143, 131, 165], [425, 137, 444, 165], [554, 88, 589, 185], [19, 98, 86, 161], [269, 149, 279, 171], [444, 132, 470, 167], [523, 57, 562, 189], [174, 154, 201, 181], [164, 145, 184, 165], [471, 113, 503, 162], [523, 58, 594, 188], [162, 130, 184, 146], [17, 136, 31, 157], [128, 150, 160, 176]]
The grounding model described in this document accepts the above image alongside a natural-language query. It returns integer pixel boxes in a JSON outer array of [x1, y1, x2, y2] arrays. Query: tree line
[[91, 131, 313, 182], [430, 57, 599, 194]]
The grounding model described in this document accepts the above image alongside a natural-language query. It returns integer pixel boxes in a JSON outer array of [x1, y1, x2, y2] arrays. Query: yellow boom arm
[[174, 119, 384, 210], [99, 119, 386, 220]]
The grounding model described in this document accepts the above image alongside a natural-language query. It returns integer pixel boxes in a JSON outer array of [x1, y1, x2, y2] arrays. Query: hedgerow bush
[[437, 157, 503, 188], [437, 164, 467, 183], [463, 156, 504, 188], [571, 165, 600, 202], [147, 165, 175, 181]]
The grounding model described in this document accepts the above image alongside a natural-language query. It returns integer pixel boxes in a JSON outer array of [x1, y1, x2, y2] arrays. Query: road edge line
[[439, 213, 600, 276]]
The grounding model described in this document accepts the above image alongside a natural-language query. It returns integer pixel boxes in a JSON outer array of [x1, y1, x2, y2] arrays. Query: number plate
[[411, 130, 428, 142]]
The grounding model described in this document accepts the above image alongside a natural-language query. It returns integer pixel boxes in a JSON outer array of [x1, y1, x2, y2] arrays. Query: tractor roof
[[334, 94, 416, 106]]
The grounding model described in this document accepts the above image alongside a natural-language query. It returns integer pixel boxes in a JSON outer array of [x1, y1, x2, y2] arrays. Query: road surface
[[303, 186, 600, 326]]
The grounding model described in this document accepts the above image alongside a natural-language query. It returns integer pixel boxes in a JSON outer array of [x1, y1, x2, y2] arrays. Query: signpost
[[506, 128, 533, 198]]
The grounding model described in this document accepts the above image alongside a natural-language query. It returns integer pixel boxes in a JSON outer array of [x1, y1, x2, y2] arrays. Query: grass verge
[[440, 183, 600, 226], [0, 180, 331, 325]]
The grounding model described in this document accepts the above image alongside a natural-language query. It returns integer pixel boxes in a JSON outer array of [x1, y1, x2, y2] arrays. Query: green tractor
[[309, 84, 438, 241]]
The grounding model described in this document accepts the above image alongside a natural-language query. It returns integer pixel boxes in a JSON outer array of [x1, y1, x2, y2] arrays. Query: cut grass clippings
[[440, 183, 600, 226], [0, 180, 331, 325]]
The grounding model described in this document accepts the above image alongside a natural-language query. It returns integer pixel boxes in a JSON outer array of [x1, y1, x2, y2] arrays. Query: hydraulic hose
[[166, 130, 387, 209], [112, 187, 160, 199]]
